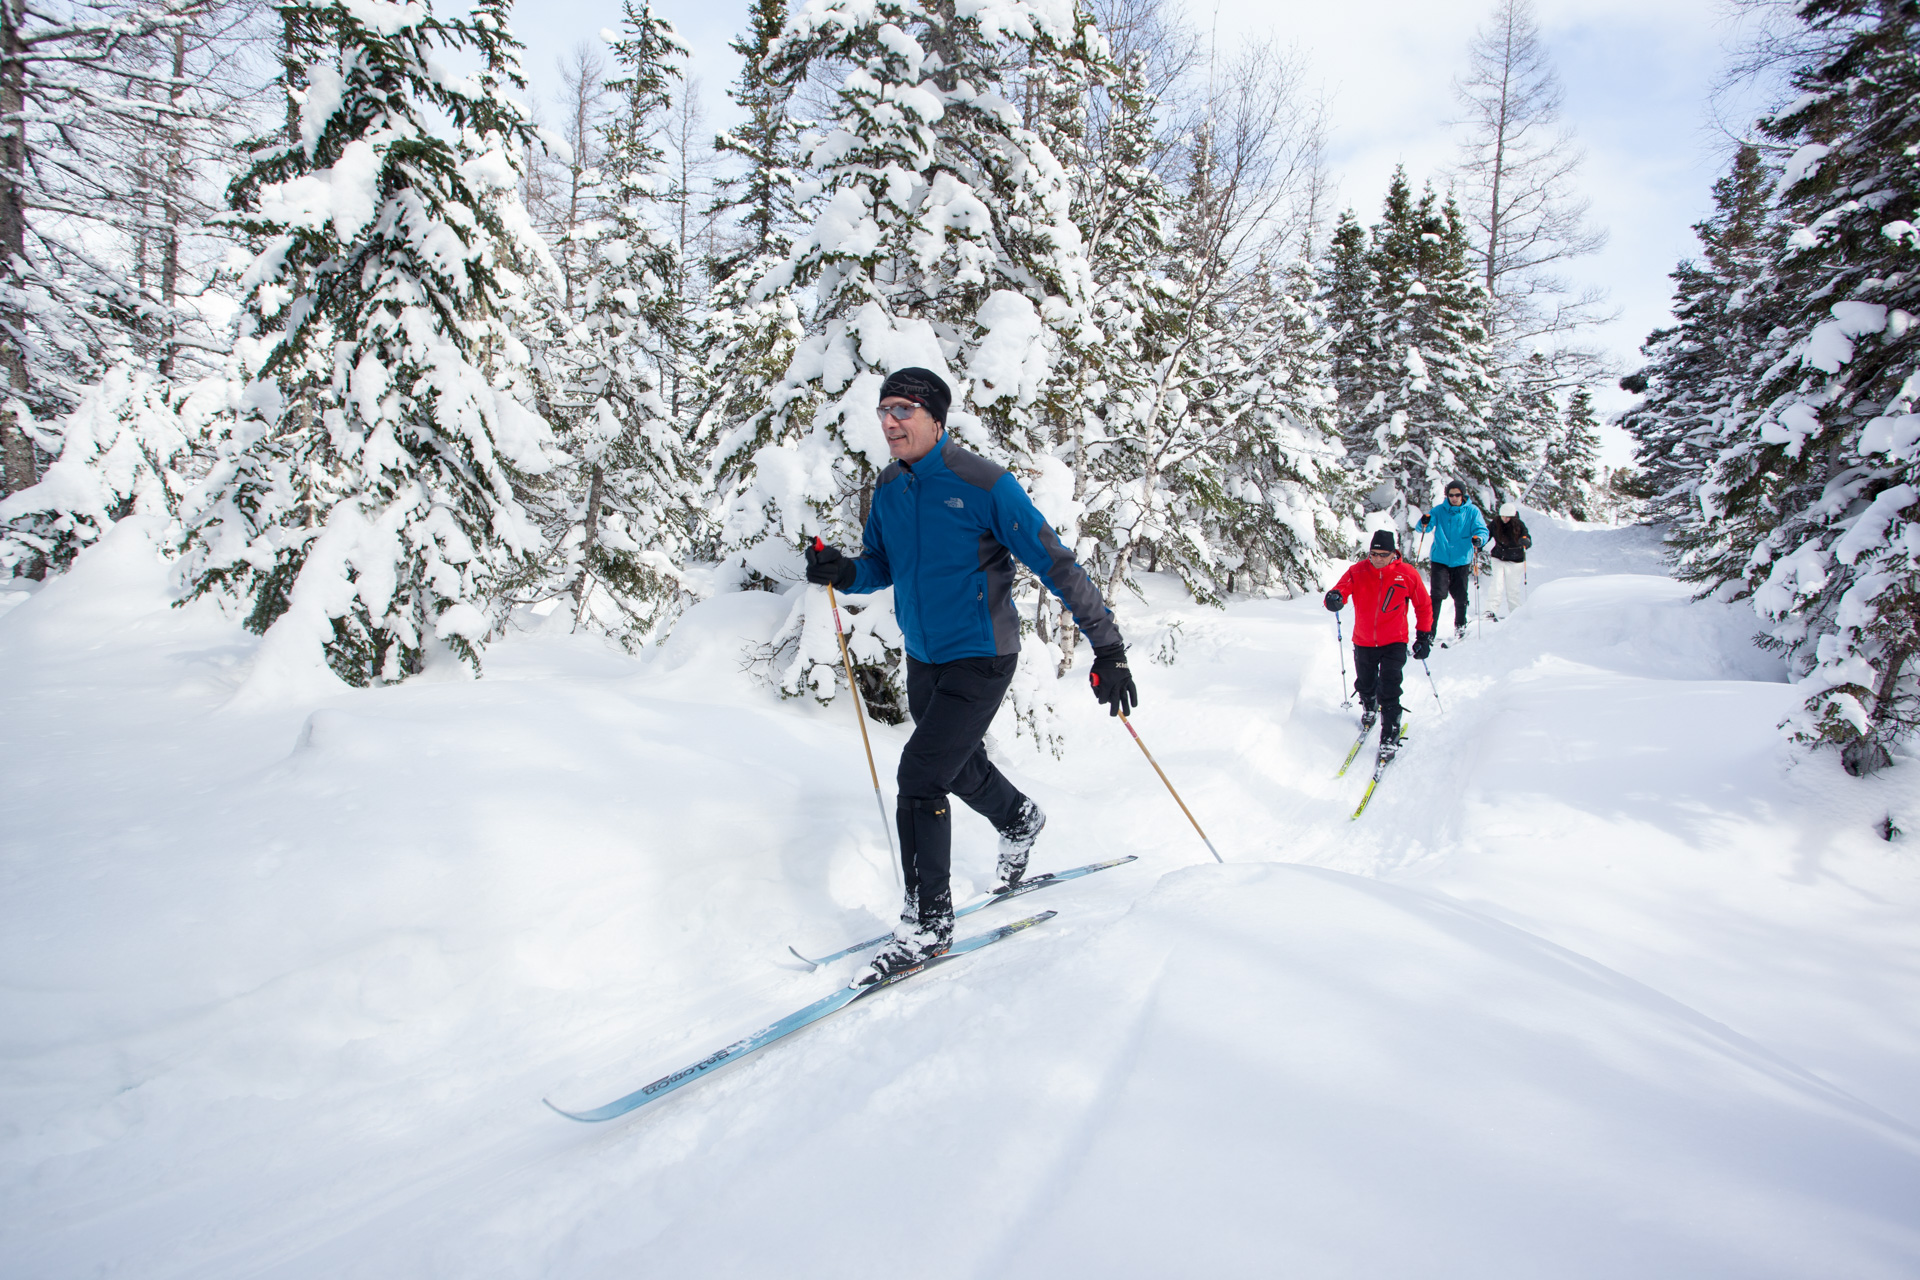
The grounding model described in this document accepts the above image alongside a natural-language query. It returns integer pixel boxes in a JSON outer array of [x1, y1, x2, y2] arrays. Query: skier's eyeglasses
[[878, 404, 922, 422], [1446, 490, 1464, 500], [1368, 549, 1395, 560]]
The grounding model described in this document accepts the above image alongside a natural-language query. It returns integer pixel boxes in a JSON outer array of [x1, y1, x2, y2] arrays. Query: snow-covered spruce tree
[[1321, 207, 1386, 460], [177, 0, 557, 687], [528, 2, 704, 647], [0, 1, 259, 575], [1620, 143, 1784, 538], [1348, 170, 1503, 535], [1043, 45, 1175, 669], [707, 0, 807, 288], [1204, 256, 1351, 595], [720, 0, 1103, 722], [1533, 384, 1601, 519], [1484, 350, 1556, 504], [1084, 111, 1226, 600], [694, 0, 809, 567], [1700, 0, 1920, 773]]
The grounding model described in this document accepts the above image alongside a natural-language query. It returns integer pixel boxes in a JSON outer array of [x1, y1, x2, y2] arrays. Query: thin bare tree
[[663, 77, 717, 301], [524, 42, 611, 315], [1450, 0, 1611, 381]]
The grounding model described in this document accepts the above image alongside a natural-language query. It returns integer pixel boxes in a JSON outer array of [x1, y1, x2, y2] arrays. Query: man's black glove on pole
[[1412, 631, 1433, 661], [1089, 644, 1137, 717], [804, 540, 857, 590], [1323, 589, 1343, 612]]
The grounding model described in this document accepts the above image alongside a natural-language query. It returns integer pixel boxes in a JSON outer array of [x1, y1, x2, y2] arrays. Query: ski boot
[[994, 798, 1047, 892], [1360, 697, 1379, 733], [1377, 716, 1403, 765], [866, 889, 954, 982]]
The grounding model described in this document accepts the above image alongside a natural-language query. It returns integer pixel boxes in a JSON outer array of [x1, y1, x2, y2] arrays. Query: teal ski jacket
[[1421, 499, 1491, 567]]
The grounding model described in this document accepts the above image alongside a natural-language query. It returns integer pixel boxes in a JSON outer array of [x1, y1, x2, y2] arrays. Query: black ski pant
[[1353, 642, 1407, 731], [1430, 561, 1472, 630], [896, 654, 1027, 911]]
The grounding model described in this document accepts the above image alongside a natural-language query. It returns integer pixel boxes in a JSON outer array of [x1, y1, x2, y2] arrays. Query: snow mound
[[981, 864, 1920, 1279], [510, 864, 1920, 1279], [1489, 575, 1785, 683]]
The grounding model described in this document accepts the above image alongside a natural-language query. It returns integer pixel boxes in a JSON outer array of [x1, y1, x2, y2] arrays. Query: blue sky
[[511, 0, 1761, 464]]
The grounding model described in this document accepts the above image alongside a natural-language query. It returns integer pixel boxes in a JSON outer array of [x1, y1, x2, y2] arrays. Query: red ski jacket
[[1332, 555, 1434, 646]]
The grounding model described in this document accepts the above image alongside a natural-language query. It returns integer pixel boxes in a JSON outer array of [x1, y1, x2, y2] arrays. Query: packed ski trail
[[4, 513, 1920, 1277]]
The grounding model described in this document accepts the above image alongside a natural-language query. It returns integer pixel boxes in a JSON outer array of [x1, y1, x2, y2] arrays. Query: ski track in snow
[[4, 515, 1920, 1277]]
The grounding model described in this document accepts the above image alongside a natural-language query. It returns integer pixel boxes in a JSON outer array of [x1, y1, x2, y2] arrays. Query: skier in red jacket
[[1324, 530, 1435, 752]]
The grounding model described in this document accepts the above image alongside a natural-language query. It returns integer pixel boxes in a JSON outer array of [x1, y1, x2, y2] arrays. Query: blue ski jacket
[[1421, 499, 1491, 567], [848, 436, 1122, 664]]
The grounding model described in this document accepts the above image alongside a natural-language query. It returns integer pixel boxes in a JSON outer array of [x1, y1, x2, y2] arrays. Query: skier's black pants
[[1353, 642, 1407, 728], [896, 654, 1026, 908], [1430, 562, 1472, 629]]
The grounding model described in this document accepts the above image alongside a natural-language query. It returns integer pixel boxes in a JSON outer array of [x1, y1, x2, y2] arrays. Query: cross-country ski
[[548, 913, 1056, 1123], [1350, 721, 1411, 820], [1336, 720, 1374, 777], [787, 856, 1138, 969], [9, 3, 1920, 1274]]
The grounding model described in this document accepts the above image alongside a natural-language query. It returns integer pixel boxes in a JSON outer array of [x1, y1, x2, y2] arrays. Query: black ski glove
[[1412, 631, 1433, 661], [1089, 644, 1137, 717], [1417, 515, 1430, 530], [804, 539, 857, 590], [1324, 589, 1343, 612]]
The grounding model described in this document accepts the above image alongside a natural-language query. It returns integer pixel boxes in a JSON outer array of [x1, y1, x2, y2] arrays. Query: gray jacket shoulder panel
[[877, 459, 904, 486], [941, 442, 1007, 491]]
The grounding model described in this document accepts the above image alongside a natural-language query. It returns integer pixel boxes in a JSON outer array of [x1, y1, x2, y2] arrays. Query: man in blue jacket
[[1416, 480, 1490, 638], [805, 368, 1135, 979]]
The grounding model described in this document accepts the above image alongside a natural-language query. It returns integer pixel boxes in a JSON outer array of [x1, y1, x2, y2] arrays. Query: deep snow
[[3, 514, 1919, 1278]]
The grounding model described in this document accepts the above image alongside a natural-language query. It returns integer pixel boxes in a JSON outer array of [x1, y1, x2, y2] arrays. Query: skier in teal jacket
[[1417, 480, 1489, 637]]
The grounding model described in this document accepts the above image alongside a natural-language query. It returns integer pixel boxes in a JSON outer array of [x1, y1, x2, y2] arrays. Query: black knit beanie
[[879, 367, 952, 425], [1370, 529, 1397, 553]]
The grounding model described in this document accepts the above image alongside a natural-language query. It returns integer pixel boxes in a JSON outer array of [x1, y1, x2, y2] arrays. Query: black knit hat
[[879, 367, 951, 425], [1370, 529, 1397, 553]]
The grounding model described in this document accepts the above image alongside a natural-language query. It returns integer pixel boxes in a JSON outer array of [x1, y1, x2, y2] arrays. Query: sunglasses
[[1446, 491, 1464, 500], [1368, 549, 1395, 558], [878, 403, 922, 422]]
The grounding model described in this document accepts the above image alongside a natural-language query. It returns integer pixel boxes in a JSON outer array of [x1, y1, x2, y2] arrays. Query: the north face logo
[[945, 497, 964, 509]]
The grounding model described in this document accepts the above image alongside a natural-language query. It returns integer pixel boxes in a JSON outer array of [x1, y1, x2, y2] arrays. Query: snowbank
[[3, 518, 1918, 1277]]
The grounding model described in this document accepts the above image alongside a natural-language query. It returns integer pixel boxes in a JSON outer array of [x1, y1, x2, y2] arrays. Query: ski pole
[[1473, 548, 1484, 641], [1117, 712, 1223, 864], [1422, 657, 1442, 708], [1335, 611, 1351, 708], [814, 537, 901, 887]]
